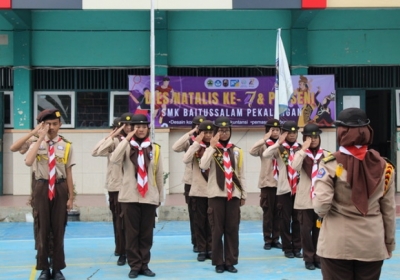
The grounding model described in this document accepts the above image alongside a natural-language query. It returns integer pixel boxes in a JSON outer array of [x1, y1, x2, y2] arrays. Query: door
[[337, 89, 395, 162]]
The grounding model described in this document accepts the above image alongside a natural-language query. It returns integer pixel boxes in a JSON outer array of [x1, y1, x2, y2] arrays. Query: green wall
[[1, 9, 400, 67]]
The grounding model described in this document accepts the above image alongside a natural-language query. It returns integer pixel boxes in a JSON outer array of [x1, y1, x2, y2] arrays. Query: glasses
[[218, 129, 230, 134]]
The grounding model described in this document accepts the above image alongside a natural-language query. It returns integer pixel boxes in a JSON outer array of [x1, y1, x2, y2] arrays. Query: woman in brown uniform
[[249, 119, 282, 250], [92, 116, 127, 266], [292, 123, 330, 270], [182, 120, 214, 262], [199, 116, 246, 274], [110, 114, 164, 279], [313, 108, 396, 280], [171, 115, 206, 253]]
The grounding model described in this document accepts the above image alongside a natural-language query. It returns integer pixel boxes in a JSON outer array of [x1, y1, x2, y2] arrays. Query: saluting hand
[[189, 125, 198, 136], [38, 124, 49, 139], [263, 130, 272, 141], [126, 127, 138, 140], [210, 133, 220, 148], [32, 122, 44, 136], [195, 131, 204, 143], [302, 137, 311, 151], [109, 124, 126, 139], [278, 132, 288, 144]]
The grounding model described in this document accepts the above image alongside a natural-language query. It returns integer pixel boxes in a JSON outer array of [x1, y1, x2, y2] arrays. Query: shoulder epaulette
[[153, 142, 161, 148], [59, 135, 72, 144], [322, 154, 335, 164], [383, 157, 395, 169], [383, 162, 395, 196]]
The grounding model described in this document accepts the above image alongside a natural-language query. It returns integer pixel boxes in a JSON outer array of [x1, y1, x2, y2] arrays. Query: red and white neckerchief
[[47, 136, 61, 200], [130, 138, 151, 197], [216, 142, 234, 200], [339, 145, 368, 160], [281, 141, 300, 195], [266, 139, 279, 180], [305, 148, 324, 198]]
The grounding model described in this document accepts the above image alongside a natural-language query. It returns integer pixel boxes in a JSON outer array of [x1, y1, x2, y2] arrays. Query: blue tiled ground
[[0, 220, 399, 280]]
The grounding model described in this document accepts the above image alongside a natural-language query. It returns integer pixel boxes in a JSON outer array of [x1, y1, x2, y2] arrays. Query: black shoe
[[314, 262, 322, 269], [284, 252, 295, 258], [215, 265, 225, 273], [225, 265, 238, 273], [263, 242, 272, 250], [52, 270, 65, 280], [271, 241, 282, 249], [139, 269, 156, 277], [128, 270, 139, 279], [114, 252, 119, 256], [197, 252, 206, 261], [305, 262, 316, 270], [193, 245, 199, 253], [294, 252, 303, 258], [206, 251, 212, 259], [117, 255, 126, 266], [37, 270, 51, 280]]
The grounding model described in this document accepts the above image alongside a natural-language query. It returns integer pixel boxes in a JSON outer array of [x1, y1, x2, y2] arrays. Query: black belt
[[37, 179, 66, 183]]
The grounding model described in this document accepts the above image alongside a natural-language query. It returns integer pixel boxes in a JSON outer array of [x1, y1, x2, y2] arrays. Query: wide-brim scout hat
[[119, 113, 136, 124], [265, 118, 281, 128], [192, 115, 206, 125], [334, 107, 370, 127], [130, 114, 150, 125], [111, 117, 121, 128], [36, 109, 61, 122], [198, 120, 213, 132], [302, 123, 322, 136], [214, 116, 231, 128], [282, 121, 299, 132]]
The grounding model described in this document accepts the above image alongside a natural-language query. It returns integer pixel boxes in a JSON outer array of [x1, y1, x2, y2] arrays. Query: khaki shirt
[[172, 132, 193, 185], [110, 139, 164, 205], [182, 141, 208, 197], [292, 149, 330, 209], [262, 142, 291, 195], [30, 135, 75, 180], [313, 158, 396, 261], [199, 145, 247, 200], [249, 138, 278, 189], [92, 137, 123, 192]]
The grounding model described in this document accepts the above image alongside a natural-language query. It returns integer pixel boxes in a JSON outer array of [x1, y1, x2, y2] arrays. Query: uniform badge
[[57, 145, 64, 150], [149, 152, 153, 160], [317, 168, 326, 178], [234, 151, 239, 156]]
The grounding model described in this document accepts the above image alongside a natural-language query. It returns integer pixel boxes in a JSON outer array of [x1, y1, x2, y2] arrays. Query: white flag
[[274, 29, 293, 119]]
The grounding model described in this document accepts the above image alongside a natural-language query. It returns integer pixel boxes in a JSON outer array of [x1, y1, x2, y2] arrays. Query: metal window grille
[[0, 68, 13, 90]]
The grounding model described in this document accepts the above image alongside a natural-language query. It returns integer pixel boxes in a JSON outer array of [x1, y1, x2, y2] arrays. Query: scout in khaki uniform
[[292, 123, 330, 270], [171, 115, 206, 253], [262, 121, 302, 259], [25, 109, 75, 280], [110, 114, 164, 279], [249, 118, 282, 250], [313, 108, 396, 280], [182, 120, 213, 262], [199, 117, 246, 274], [92, 116, 127, 266]]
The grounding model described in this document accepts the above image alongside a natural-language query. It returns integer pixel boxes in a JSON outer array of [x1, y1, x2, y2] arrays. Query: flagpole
[[150, 0, 155, 143]]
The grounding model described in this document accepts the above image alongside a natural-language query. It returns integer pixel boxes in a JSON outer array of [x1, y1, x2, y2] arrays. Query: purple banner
[[128, 75, 335, 128]]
